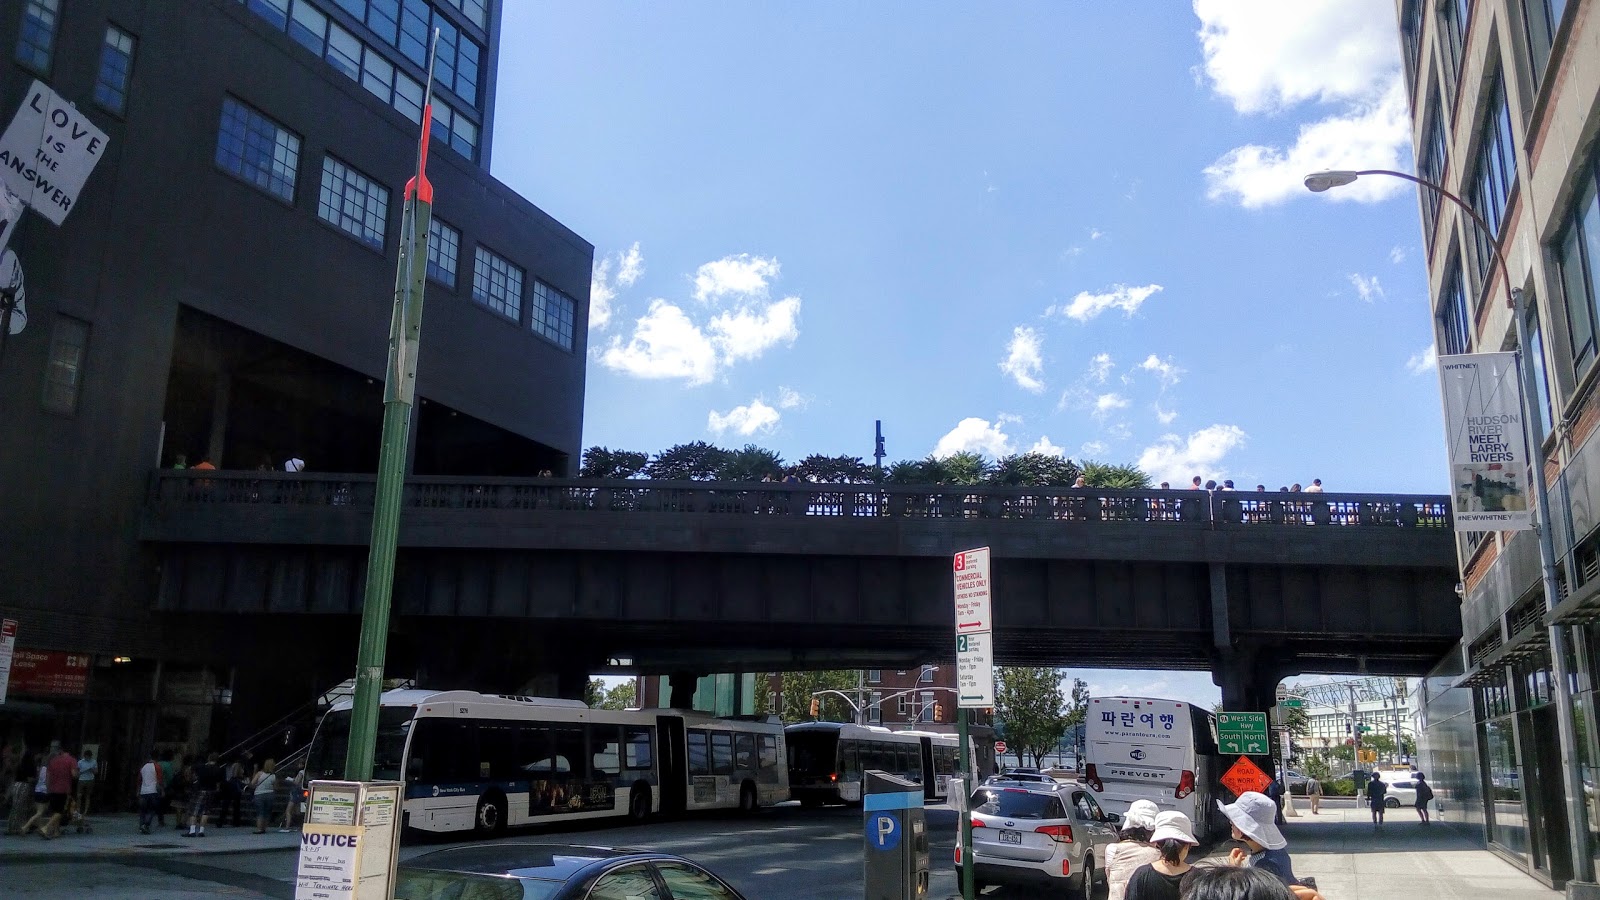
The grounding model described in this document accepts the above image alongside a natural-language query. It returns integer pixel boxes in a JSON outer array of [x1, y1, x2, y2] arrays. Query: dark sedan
[[394, 843, 747, 900]]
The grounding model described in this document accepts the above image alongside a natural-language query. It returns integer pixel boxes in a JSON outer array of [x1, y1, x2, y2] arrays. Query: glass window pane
[[317, 156, 388, 248], [93, 26, 137, 115], [41, 314, 88, 415], [246, 0, 290, 29], [590, 866, 664, 900], [473, 247, 523, 320], [393, 71, 423, 123], [326, 23, 361, 81], [362, 49, 395, 100], [215, 98, 301, 202], [366, 0, 400, 43], [426, 217, 460, 288], [16, 0, 61, 72], [289, 1, 328, 54], [655, 863, 738, 900]]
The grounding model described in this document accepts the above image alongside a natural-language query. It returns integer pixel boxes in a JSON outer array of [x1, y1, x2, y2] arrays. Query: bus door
[[918, 737, 936, 801], [657, 715, 687, 815]]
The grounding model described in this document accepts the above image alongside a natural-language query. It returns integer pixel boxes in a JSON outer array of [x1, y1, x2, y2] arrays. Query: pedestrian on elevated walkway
[[1217, 792, 1325, 900]]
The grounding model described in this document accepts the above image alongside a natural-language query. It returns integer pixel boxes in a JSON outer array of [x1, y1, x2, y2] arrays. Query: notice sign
[[953, 547, 992, 633], [0, 620, 16, 704], [0, 81, 110, 226], [295, 824, 361, 899], [1439, 352, 1532, 531], [955, 632, 995, 708]]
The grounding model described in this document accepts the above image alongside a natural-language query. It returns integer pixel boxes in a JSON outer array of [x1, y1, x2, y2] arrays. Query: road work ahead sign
[[0, 81, 109, 226]]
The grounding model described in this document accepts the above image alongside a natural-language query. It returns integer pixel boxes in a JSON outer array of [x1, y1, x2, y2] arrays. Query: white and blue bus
[[785, 722, 959, 806], [1082, 696, 1228, 841], [304, 690, 788, 836]]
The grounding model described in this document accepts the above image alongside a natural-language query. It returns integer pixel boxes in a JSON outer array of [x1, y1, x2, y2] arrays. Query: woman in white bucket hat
[[1105, 799, 1161, 900], [1217, 792, 1325, 900], [1124, 810, 1198, 900]]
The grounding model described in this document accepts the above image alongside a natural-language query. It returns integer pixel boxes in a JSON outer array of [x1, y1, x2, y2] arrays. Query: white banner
[[0, 619, 15, 704], [0, 81, 110, 226], [1439, 351, 1532, 531]]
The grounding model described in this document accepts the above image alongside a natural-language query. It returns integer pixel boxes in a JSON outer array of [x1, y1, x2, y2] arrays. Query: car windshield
[[971, 788, 1056, 818], [394, 869, 560, 900]]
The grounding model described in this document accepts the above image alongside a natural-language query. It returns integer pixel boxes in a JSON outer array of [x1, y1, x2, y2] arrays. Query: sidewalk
[[1249, 801, 1561, 899], [0, 812, 301, 862]]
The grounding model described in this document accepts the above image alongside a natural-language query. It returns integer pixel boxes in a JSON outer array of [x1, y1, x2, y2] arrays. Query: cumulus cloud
[[1155, 404, 1179, 425], [1348, 273, 1385, 302], [616, 242, 644, 287], [1031, 436, 1067, 457], [1406, 343, 1438, 375], [1137, 354, 1184, 388], [707, 296, 802, 362], [1093, 393, 1130, 419], [1057, 284, 1164, 322], [1000, 326, 1047, 392], [997, 412, 1025, 427], [1390, 245, 1406, 264], [599, 300, 718, 385], [1089, 228, 1104, 240], [1088, 352, 1115, 384], [589, 259, 616, 331], [776, 386, 809, 409], [708, 399, 780, 436], [933, 417, 1014, 459], [1079, 440, 1110, 458], [1196, 0, 1410, 209], [693, 254, 780, 303], [1137, 424, 1248, 485]]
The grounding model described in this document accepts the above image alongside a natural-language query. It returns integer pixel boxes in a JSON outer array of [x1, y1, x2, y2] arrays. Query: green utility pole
[[344, 39, 437, 783], [958, 707, 974, 900]]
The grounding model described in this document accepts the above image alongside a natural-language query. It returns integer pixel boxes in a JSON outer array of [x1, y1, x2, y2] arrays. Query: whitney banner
[[1438, 351, 1532, 531]]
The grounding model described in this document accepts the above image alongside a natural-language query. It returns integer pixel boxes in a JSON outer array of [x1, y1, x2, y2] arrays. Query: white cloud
[[1137, 424, 1248, 486], [1406, 343, 1438, 375], [707, 296, 802, 362], [1062, 246, 1084, 259], [1089, 352, 1115, 383], [1031, 436, 1067, 457], [599, 300, 718, 385], [589, 258, 616, 331], [693, 254, 781, 303], [616, 242, 644, 287], [1094, 393, 1130, 419], [997, 412, 1025, 427], [1079, 440, 1109, 458], [1155, 403, 1179, 425], [707, 399, 780, 436], [776, 386, 810, 409], [1348, 273, 1385, 302], [1107, 421, 1133, 440], [1089, 228, 1104, 240], [933, 417, 1014, 459], [1058, 284, 1164, 322], [1137, 354, 1184, 388], [1389, 245, 1407, 264], [1000, 326, 1047, 393]]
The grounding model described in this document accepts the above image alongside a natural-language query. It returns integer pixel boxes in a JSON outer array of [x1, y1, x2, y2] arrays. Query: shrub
[[1324, 778, 1358, 797]]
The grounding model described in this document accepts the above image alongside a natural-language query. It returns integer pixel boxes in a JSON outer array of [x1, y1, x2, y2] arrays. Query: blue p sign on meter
[[867, 812, 902, 851]]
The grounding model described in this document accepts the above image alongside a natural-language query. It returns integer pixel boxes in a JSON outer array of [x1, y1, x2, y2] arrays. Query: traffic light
[[809, 697, 820, 717], [933, 704, 943, 723]]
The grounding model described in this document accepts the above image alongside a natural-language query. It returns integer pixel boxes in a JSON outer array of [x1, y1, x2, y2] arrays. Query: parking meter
[[863, 770, 929, 900]]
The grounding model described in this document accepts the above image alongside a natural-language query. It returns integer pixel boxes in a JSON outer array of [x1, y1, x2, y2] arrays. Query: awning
[[1549, 576, 1600, 626]]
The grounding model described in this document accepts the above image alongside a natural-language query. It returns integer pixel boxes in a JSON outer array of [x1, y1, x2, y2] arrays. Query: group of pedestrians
[[1106, 792, 1326, 900], [1363, 771, 1434, 827], [2, 742, 94, 839], [135, 749, 299, 836], [1158, 478, 1326, 493]]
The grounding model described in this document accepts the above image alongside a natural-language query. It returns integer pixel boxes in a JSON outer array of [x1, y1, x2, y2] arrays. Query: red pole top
[[405, 104, 434, 204]]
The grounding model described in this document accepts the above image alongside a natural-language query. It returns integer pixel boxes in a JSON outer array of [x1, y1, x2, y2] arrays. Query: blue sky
[[491, 2, 1437, 704]]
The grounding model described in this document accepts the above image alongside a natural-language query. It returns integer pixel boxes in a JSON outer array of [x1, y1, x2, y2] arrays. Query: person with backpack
[[136, 751, 164, 835], [1413, 773, 1435, 825]]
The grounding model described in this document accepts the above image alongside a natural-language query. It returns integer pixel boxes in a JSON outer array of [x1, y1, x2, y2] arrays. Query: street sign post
[[1217, 712, 1270, 755], [956, 632, 995, 708], [953, 547, 994, 900], [953, 547, 991, 633], [994, 740, 1007, 755]]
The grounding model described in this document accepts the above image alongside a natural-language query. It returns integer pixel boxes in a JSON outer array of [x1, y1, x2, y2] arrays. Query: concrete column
[[667, 671, 704, 710], [206, 372, 230, 466]]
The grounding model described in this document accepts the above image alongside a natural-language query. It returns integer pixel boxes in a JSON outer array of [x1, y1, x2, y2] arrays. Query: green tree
[[584, 678, 607, 708], [1079, 460, 1151, 489], [790, 454, 871, 483], [939, 451, 993, 485], [775, 670, 862, 723], [1064, 678, 1090, 730], [885, 458, 947, 485], [723, 444, 785, 482], [645, 442, 730, 480], [580, 446, 649, 479], [988, 453, 1080, 487], [598, 681, 637, 711], [995, 667, 1068, 768]]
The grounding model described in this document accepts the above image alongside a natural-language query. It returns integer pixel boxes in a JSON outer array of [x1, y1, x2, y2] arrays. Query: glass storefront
[[1485, 715, 1529, 856]]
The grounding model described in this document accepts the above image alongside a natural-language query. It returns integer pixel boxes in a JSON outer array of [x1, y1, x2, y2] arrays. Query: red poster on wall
[[7, 650, 89, 696]]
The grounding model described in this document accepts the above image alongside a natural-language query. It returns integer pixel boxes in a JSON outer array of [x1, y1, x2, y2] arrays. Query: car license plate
[[999, 830, 1021, 844]]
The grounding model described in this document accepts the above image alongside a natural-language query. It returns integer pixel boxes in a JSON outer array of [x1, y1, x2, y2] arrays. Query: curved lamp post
[[1304, 168, 1590, 881]]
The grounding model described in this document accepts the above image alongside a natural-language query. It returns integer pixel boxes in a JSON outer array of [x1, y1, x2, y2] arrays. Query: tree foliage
[[775, 670, 862, 724], [792, 454, 872, 483], [580, 447, 648, 479], [646, 442, 731, 481], [597, 681, 637, 710], [584, 678, 607, 708], [939, 451, 993, 485], [1080, 460, 1151, 489], [995, 667, 1068, 768], [989, 453, 1080, 487], [723, 444, 785, 482]]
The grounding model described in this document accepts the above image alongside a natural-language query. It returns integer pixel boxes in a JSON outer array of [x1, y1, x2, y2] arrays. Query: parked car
[[394, 843, 747, 900], [984, 771, 1058, 786], [1376, 769, 1419, 808], [957, 783, 1118, 900], [1283, 770, 1309, 794]]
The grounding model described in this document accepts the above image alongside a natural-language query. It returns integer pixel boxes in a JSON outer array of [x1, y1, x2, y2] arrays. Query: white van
[[1082, 697, 1227, 841]]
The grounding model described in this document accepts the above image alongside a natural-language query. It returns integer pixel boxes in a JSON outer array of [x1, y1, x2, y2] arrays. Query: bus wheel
[[628, 786, 650, 821], [474, 793, 506, 837], [739, 782, 757, 814]]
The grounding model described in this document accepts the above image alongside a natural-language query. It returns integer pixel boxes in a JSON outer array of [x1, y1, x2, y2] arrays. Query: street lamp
[[1304, 167, 1589, 876]]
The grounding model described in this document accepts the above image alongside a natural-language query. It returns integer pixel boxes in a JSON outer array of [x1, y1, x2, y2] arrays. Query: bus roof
[[327, 689, 590, 713]]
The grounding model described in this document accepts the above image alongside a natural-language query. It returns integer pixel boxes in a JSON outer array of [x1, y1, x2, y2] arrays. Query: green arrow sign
[[1217, 712, 1270, 755]]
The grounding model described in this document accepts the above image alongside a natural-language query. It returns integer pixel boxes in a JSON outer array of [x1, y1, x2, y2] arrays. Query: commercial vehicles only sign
[[953, 547, 991, 633], [1438, 351, 1532, 532], [0, 80, 110, 226]]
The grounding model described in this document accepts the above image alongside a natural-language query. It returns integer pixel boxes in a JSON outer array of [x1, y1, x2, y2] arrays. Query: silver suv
[[956, 782, 1118, 899]]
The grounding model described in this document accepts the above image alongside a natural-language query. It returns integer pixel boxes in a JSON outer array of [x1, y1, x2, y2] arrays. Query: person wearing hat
[[1105, 799, 1161, 900], [1218, 792, 1325, 900], [1124, 810, 1198, 900]]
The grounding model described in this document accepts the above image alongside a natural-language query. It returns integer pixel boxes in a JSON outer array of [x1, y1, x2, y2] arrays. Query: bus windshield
[[307, 707, 415, 781], [786, 730, 839, 777]]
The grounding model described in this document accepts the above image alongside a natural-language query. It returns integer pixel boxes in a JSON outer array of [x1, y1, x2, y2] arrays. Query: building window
[[318, 156, 389, 249], [1468, 75, 1516, 286], [15, 0, 59, 72], [439, 0, 486, 29], [248, 0, 290, 28], [919, 692, 935, 723], [93, 26, 137, 115], [1400, 1, 1425, 96], [1418, 91, 1449, 249], [473, 247, 523, 321], [426, 217, 459, 288], [41, 315, 88, 415], [919, 665, 935, 684], [1524, 0, 1570, 90], [1440, 263, 1471, 356], [865, 670, 881, 684], [288, 0, 328, 53], [897, 695, 909, 716], [530, 280, 575, 350], [431, 103, 479, 162], [1557, 175, 1600, 379], [1527, 302, 1555, 438], [215, 98, 301, 202], [867, 692, 882, 725], [1439, 0, 1469, 99]]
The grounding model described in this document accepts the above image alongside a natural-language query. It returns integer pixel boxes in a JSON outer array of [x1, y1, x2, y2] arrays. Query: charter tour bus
[[1082, 696, 1227, 840], [785, 722, 959, 805], [304, 690, 788, 836]]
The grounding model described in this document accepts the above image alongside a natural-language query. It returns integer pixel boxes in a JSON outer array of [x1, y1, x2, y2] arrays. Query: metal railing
[[147, 471, 1452, 529]]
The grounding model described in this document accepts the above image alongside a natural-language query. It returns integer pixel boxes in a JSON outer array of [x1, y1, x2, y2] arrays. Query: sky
[[491, 2, 1440, 706]]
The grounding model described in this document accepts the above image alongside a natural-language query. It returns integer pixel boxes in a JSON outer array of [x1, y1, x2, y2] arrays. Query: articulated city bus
[[785, 722, 959, 805], [305, 690, 788, 836]]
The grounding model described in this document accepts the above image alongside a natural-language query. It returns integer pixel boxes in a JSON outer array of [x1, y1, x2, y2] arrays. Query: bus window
[[592, 726, 623, 777], [479, 723, 516, 780], [553, 726, 586, 779], [711, 732, 734, 775], [688, 730, 711, 776], [758, 735, 780, 784], [734, 734, 756, 772], [625, 727, 654, 770], [516, 723, 554, 774], [411, 719, 477, 783]]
